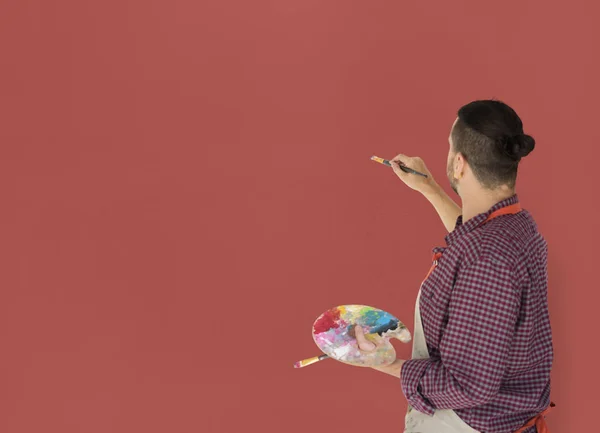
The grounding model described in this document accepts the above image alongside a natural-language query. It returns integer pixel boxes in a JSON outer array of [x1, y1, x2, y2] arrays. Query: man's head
[[447, 100, 535, 195]]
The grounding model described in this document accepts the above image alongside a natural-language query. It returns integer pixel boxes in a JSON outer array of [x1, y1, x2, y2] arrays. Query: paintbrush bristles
[[370, 155, 390, 166]]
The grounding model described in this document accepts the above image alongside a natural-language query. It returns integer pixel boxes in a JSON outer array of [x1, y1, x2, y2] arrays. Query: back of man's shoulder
[[480, 210, 544, 263]]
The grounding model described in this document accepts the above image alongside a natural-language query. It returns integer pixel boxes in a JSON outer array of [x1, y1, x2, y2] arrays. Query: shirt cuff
[[401, 359, 435, 415]]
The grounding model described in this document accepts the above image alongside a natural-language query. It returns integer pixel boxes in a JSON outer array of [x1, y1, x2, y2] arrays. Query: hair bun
[[503, 134, 535, 160]]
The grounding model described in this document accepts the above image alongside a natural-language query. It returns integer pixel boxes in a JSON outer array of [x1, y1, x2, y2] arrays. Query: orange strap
[[423, 252, 443, 281], [514, 403, 555, 433], [484, 202, 522, 222]]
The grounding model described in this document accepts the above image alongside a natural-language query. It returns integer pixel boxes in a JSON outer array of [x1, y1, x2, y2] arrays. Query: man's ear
[[455, 152, 466, 177]]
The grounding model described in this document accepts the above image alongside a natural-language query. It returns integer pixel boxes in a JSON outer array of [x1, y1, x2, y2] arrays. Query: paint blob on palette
[[312, 305, 411, 367]]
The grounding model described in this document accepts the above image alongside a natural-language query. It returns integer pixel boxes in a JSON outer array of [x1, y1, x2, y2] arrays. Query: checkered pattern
[[401, 195, 553, 433]]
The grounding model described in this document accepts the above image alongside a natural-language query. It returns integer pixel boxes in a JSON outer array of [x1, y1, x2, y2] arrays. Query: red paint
[[313, 308, 341, 334]]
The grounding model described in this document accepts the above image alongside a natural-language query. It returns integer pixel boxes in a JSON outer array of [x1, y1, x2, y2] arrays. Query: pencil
[[370, 155, 428, 178]]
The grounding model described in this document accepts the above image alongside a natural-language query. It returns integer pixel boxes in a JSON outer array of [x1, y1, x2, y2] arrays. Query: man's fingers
[[390, 155, 410, 177], [355, 325, 376, 352], [391, 154, 409, 163]]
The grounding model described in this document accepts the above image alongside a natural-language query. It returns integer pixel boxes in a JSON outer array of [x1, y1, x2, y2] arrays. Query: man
[[354, 100, 553, 433]]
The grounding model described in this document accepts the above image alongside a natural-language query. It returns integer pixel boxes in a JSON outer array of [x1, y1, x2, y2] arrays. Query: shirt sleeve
[[401, 255, 521, 414]]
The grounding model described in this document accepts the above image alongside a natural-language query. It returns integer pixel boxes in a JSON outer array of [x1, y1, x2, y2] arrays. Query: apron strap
[[423, 252, 443, 281], [484, 202, 522, 223], [513, 402, 555, 433]]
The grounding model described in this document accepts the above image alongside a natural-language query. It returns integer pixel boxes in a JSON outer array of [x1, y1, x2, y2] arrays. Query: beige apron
[[403, 291, 480, 433]]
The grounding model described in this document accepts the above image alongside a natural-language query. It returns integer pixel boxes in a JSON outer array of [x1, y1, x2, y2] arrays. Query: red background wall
[[1, 1, 598, 432]]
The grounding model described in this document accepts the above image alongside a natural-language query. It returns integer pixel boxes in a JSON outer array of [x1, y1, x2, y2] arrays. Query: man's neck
[[460, 186, 515, 223]]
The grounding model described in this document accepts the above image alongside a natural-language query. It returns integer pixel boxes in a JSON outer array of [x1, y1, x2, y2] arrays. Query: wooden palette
[[312, 305, 411, 367]]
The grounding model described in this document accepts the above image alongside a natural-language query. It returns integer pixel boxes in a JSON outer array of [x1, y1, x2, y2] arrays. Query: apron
[[404, 203, 554, 433]]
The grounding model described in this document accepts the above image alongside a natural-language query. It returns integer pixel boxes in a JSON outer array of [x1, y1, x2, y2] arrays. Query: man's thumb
[[355, 325, 376, 351]]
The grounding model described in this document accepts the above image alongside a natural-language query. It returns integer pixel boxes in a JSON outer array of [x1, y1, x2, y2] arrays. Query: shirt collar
[[445, 194, 520, 246]]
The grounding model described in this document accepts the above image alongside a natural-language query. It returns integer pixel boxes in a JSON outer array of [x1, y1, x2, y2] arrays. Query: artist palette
[[312, 305, 411, 367]]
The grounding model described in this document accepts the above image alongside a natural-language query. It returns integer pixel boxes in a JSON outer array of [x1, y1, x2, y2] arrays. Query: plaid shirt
[[401, 195, 553, 433]]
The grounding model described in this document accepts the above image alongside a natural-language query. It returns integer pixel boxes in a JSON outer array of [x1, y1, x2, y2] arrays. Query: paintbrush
[[370, 155, 428, 178], [294, 354, 329, 369], [294, 320, 401, 369]]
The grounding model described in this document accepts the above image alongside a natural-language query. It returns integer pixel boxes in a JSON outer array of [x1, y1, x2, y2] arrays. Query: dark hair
[[451, 100, 535, 189]]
